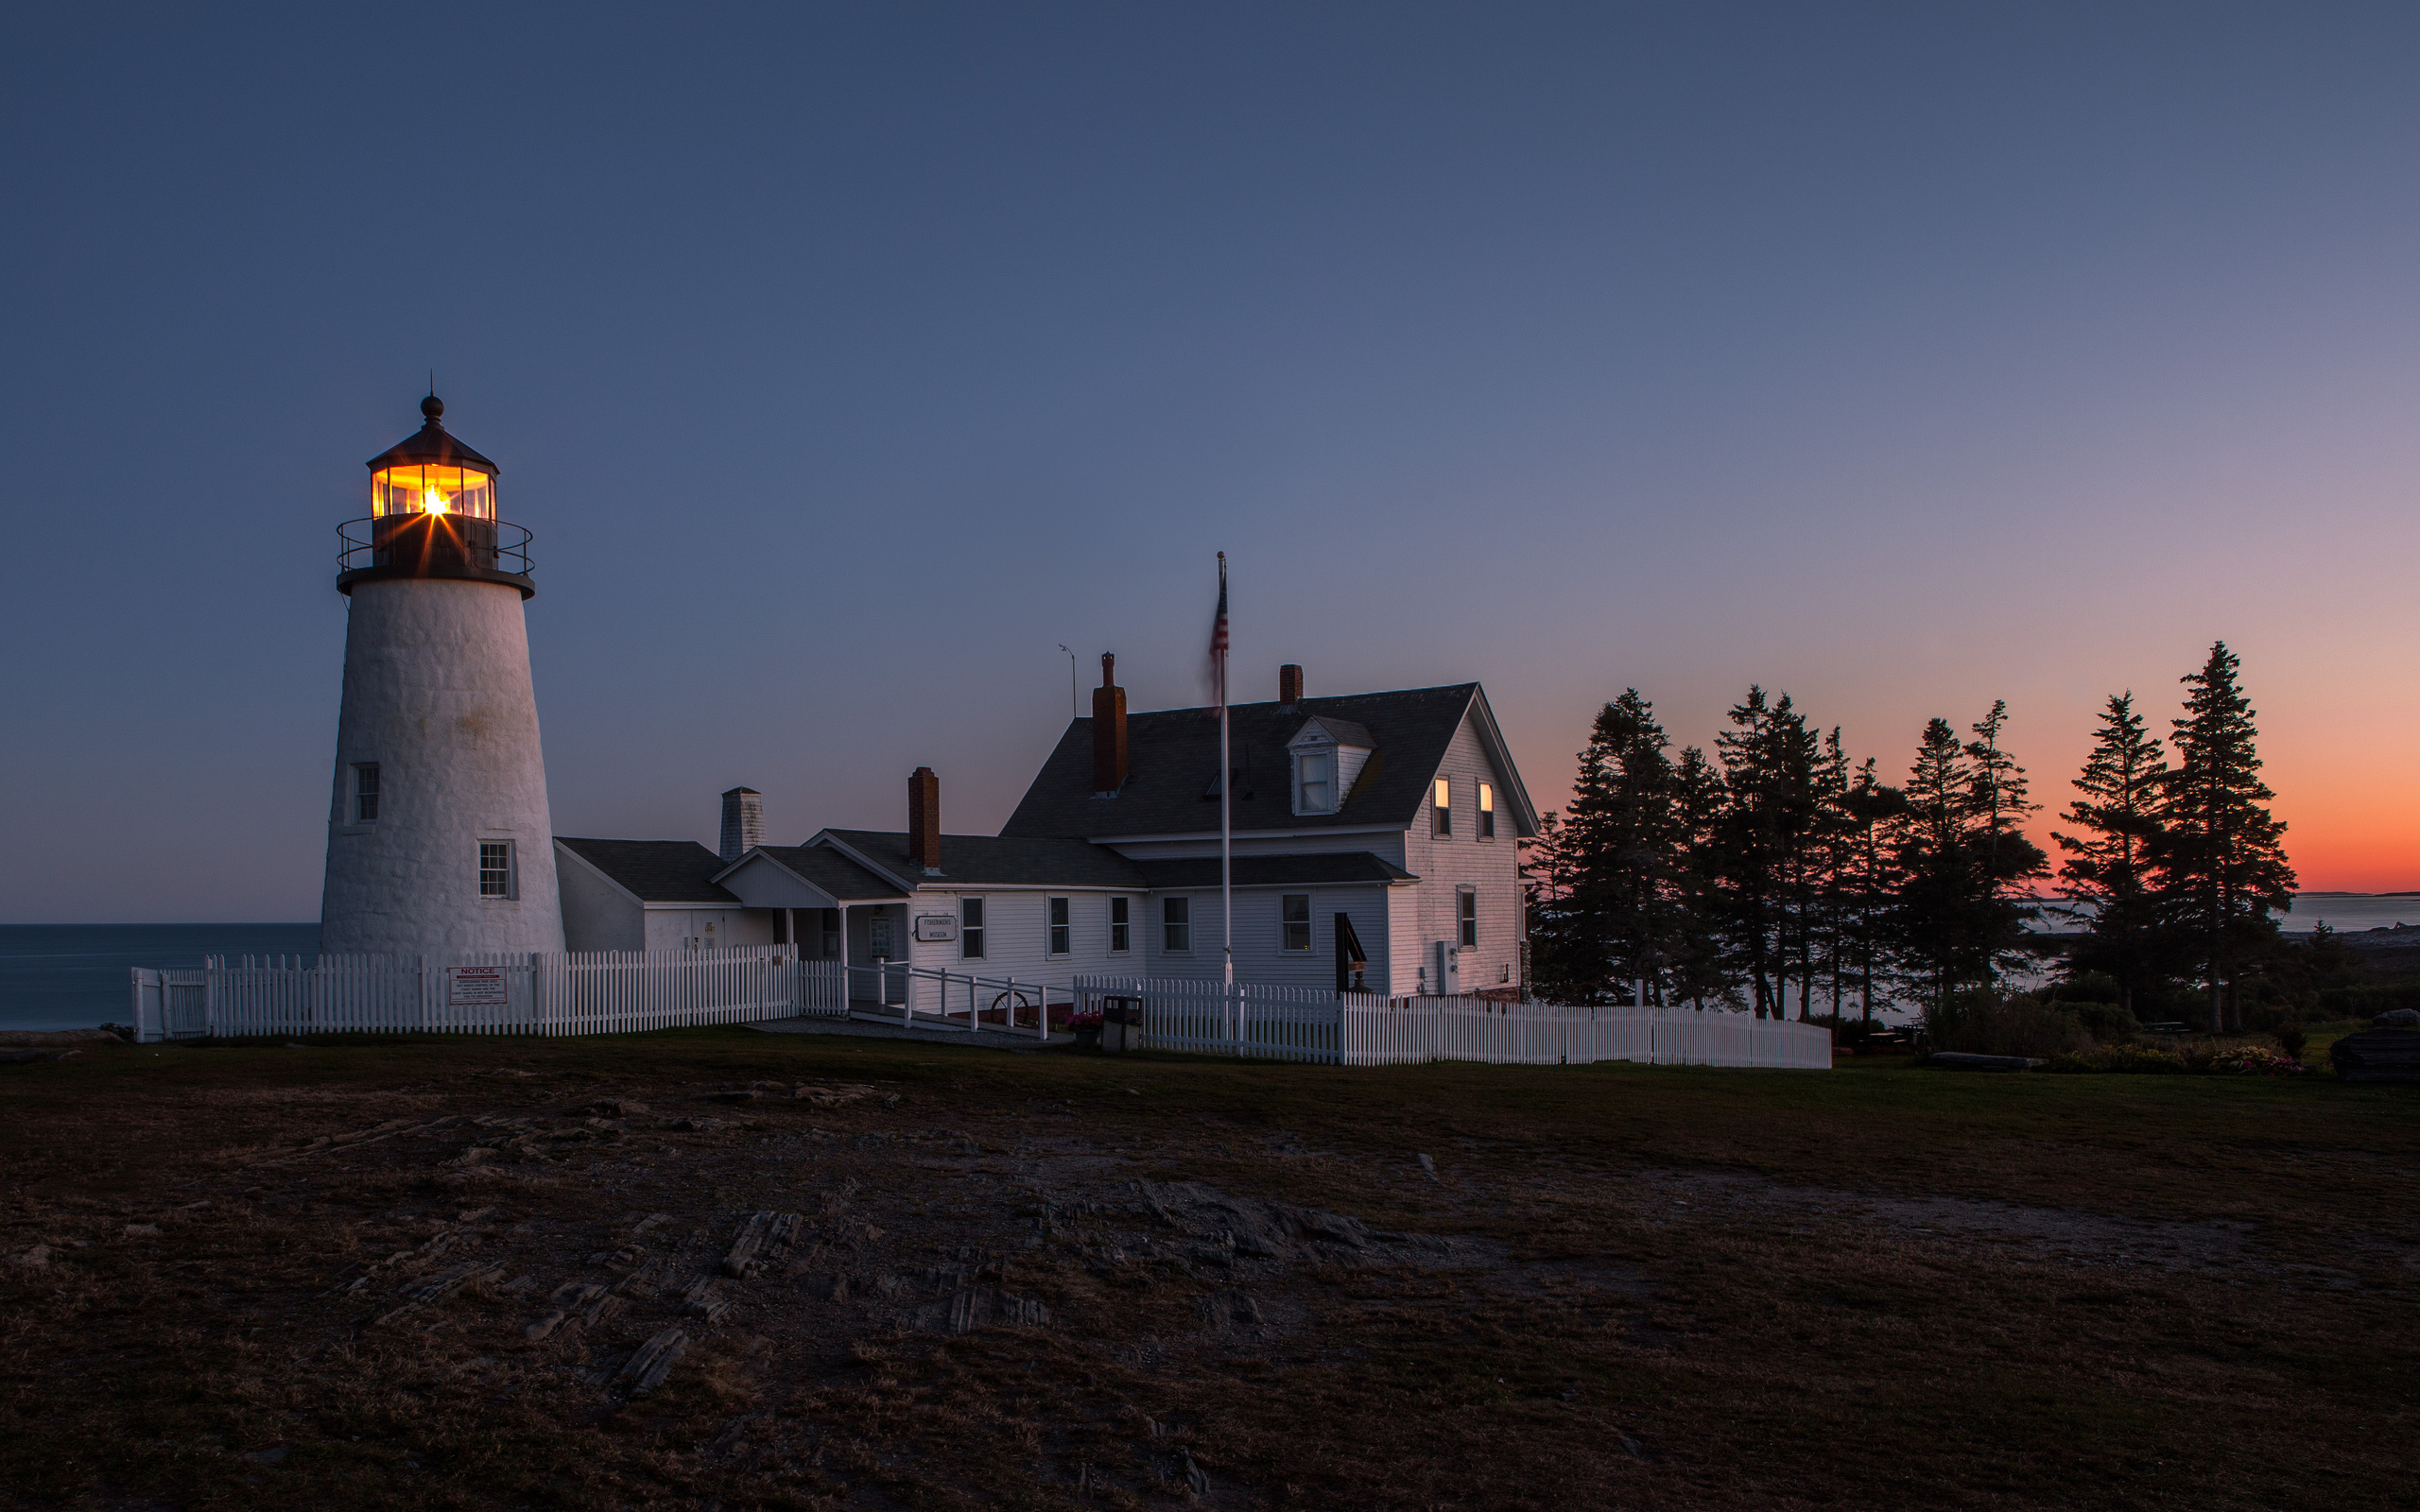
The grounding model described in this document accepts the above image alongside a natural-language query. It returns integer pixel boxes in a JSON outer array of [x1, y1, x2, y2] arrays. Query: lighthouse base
[[320, 576, 565, 957]]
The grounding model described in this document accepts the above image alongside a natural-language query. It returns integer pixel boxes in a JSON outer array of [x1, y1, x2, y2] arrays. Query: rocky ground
[[2, 1030, 2415, 1511]]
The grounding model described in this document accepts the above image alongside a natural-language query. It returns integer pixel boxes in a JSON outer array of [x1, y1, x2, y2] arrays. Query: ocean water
[[0, 924, 320, 1032], [2031, 894, 2420, 936]]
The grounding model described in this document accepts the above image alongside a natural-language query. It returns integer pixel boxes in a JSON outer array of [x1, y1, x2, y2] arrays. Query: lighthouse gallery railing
[[128, 945, 847, 1040]]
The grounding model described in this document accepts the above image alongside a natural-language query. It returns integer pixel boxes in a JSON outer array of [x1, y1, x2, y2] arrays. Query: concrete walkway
[[747, 1012, 1074, 1052]]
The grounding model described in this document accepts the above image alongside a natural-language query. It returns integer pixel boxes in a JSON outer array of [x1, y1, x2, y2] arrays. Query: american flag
[[1207, 552, 1229, 707]]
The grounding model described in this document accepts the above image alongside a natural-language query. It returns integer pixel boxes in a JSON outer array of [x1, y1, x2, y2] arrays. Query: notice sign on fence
[[446, 965, 509, 1007]]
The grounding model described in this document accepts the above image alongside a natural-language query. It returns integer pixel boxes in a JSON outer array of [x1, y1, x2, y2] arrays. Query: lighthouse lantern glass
[[371, 463, 496, 521]]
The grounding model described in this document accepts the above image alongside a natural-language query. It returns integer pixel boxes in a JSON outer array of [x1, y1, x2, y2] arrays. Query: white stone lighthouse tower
[[319, 395, 566, 956]]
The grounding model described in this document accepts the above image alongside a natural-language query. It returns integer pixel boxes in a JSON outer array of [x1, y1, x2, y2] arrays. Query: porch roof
[[555, 837, 739, 904], [819, 830, 1148, 890]]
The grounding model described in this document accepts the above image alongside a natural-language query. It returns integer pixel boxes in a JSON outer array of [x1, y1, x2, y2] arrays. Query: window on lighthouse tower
[[478, 842, 514, 899]]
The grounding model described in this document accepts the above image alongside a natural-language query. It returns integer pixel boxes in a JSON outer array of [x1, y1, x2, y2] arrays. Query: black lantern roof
[[365, 394, 501, 475]]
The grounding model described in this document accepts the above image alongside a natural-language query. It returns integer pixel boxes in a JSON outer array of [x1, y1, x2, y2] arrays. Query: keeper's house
[[554, 662, 1537, 997]]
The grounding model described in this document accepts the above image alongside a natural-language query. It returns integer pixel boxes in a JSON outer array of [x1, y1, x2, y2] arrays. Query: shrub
[[1927, 993, 2092, 1058], [2042, 1044, 2187, 1074], [2274, 1022, 2308, 1058], [2066, 1002, 2140, 1044]]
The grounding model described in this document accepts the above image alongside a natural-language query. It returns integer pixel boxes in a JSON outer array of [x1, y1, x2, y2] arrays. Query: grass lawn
[[1, 1031, 2413, 1511]]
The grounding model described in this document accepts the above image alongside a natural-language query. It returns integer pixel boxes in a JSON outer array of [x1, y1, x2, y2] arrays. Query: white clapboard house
[[554, 662, 1537, 1000]]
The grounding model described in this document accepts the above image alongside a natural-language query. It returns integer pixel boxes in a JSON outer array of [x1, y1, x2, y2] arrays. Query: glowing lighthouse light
[[370, 460, 494, 520]]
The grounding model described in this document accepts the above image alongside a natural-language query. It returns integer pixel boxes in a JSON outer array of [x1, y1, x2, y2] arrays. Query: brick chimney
[[1278, 663, 1304, 708], [718, 787, 763, 862], [907, 766, 942, 873], [1092, 653, 1128, 795]]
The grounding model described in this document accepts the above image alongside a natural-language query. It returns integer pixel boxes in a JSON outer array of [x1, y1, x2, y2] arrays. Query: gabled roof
[[1132, 851, 1415, 890], [820, 831, 1150, 890], [555, 838, 738, 904], [1288, 715, 1374, 749], [724, 844, 908, 903], [1000, 682, 1539, 840]]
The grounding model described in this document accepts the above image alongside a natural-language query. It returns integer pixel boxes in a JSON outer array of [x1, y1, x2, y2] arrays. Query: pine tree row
[[1522, 642, 2294, 1033]]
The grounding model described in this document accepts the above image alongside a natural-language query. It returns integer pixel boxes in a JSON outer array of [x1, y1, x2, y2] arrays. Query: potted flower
[[1067, 1008, 1103, 1049]]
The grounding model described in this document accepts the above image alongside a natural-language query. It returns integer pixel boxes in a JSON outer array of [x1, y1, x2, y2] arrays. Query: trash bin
[[1100, 996, 1144, 1054]]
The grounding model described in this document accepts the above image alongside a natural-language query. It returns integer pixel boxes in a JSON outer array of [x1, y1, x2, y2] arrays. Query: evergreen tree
[[1715, 688, 1821, 1017], [1518, 810, 1592, 1004], [1668, 745, 1736, 1010], [1535, 691, 1686, 1004], [1836, 758, 1908, 1021], [2054, 693, 2168, 1016], [1887, 706, 2047, 1019], [2152, 643, 2297, 1033]]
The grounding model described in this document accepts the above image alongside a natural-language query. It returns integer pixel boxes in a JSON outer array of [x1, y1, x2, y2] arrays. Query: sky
[[4, 2, 2418, 923]]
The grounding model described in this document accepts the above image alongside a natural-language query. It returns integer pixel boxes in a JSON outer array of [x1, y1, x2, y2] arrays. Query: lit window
[[960, 898, 985, 959], [1048, 897, 1070, 955], [1459, 889, 1478, 948], [1163, 896, 1191, 953], [354, 764, 380, 824], [1110, 896, 1130, 952], [1297, 750, 1334, 814], [1282, 894, 1311, 952], [478, 841, 512, 899], [1433, 776, 1453, 837], [1478, 782, 1495, 838]]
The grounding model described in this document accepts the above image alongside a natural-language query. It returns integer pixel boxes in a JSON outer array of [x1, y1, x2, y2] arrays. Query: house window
[[821, 907, 840, 957], [1478, 782, 1495, 839], [1163, 896, 1191, 953], [1296, 749, 1334, 814], [1459, 888, 1478, 948], [1282, 894, 1311, 952], [353, 764, 380, 823], [960, 897, 985, 959], [1433, 776, 1453, 837], [478, 841, 513, 899], [1110, 896, 1130, 952], [1048, 897, 1071, 955]]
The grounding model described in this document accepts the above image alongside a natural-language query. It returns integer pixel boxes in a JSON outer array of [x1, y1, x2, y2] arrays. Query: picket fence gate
[[128, 947, 848, 1041], [1072, 976, 1832, 1070]]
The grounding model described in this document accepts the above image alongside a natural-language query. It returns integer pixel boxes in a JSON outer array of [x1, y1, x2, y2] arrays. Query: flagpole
[[1218, 552, 1234, 992]]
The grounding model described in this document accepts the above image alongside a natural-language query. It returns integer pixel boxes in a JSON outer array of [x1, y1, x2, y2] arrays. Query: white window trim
[[1433, 776, 1453, 838], [1109, 895, 1132, 953], [1478, 782, 1495, 840], [1280, 893, 1312, 953], [1046, 896, 1071, 957], [1162, 895, 1193, 954], [477, 839, 517, 901], [959, 896, 986, 960]]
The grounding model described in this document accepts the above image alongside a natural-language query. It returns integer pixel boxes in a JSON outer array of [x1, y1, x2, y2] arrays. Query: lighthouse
[[319, 394, 566, 956]]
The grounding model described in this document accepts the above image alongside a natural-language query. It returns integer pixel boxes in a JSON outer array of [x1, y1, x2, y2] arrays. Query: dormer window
[[1296, 749, 1334, 814], [1286, 715, 1374, 817]]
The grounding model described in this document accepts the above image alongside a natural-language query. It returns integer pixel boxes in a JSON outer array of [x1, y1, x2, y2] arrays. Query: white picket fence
[[1073, 976, 1833, 1070], [129, 947, 848, 1041]]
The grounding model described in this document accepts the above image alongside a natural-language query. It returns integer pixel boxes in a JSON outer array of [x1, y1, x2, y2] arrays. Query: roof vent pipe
[[718, 787, 764, 862], [1092, 653, 1129, 795], [908, 767, 942, 873], [1279, 663, 1304, 709]]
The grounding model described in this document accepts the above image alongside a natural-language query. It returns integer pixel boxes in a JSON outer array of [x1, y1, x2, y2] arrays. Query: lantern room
[[338, 394, 534, 598], [372, 460, 495, 520]]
